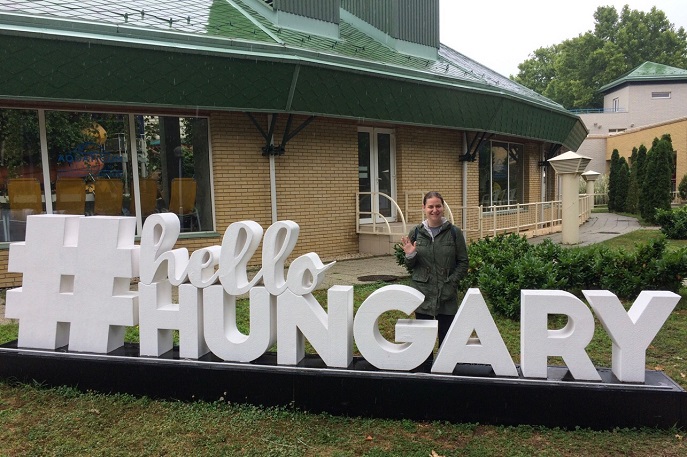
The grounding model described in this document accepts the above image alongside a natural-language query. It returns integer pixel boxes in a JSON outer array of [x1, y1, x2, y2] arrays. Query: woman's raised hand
[[400, 236, 416, 256]]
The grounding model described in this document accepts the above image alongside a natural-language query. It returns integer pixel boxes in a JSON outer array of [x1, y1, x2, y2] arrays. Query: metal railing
[[356, 191, 407, 236], [357, 192, 595, 241]]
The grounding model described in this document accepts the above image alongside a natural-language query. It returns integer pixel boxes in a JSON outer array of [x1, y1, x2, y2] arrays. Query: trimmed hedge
[[396, 233, 687, 320], [656, 206, 687, 240]]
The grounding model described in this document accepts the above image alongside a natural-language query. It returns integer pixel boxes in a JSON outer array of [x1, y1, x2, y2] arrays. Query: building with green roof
[[0, 0, 587, 286], [577, 61, 687, 183]]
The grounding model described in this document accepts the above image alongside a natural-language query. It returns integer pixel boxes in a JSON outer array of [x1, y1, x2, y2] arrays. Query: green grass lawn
[[1, 228, 686, 456]]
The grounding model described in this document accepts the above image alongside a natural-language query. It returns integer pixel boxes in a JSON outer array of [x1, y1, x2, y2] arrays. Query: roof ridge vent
[[242, 0, 340, 39]]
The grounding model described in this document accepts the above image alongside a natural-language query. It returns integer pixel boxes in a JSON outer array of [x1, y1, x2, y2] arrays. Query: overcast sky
[[439, 1, 687, 77]]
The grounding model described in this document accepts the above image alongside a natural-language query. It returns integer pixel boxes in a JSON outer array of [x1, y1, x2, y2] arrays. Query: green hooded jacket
[[404, 220, 469, 316]]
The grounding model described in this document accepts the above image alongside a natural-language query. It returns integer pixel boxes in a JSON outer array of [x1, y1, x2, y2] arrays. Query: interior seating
[[55, 178, 86, 215], [168, 177, 200, 231], [6, 177, 43, 241], [93, 179, 124, 216]]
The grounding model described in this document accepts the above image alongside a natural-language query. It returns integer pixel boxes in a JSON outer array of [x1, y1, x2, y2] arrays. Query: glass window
[[47, 111, 130, 219], [478, 141, 523, 209], [140, 115, 212, 233], [0, 108, 43, 242], [0, 108, 212, 242]]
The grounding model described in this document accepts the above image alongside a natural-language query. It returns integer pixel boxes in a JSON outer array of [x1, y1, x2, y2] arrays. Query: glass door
[[358, 127, 396, 224]]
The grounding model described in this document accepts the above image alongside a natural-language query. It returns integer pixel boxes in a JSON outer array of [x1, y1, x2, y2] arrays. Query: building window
[[478, 141, 524, 208], [652, 92, 671, 99], [0, 108, 212, 242], [613, 97, 620, 112]]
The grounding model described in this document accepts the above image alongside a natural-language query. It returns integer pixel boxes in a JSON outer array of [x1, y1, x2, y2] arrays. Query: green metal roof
[[598, 61, 687, 93], [0, 0, 588, 150]]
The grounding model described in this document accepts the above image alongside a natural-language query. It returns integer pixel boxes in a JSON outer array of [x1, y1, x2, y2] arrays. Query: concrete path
[[528, 212, 653, 247]]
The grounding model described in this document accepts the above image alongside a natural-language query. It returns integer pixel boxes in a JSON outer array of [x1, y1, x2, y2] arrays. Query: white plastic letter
[[187, 246, 221, 288], [261, 220, 299, 296], [139, 213, 189, 285], [139, 281, 209, 359], [584, 289, 679, 383], [521, 290, 601, 381], [276, 286, 353, 367], [285, 253, 336, 296], [218, 221, 263, 295], [353, 285, 434, 371], [203, 285, 277, 362], [433, 289, 518, 376]]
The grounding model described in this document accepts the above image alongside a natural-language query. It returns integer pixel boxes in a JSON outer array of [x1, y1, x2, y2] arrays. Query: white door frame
[[358, 127, 396, 224]]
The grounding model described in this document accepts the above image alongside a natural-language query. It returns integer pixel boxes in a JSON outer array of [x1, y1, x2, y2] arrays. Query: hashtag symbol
[[6, 215, 140, 353], [5, 215, 81, 349], [66, 216, 140, 353]]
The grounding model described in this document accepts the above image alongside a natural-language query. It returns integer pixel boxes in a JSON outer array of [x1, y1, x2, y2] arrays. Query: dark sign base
[[1, 341, 685, 431]]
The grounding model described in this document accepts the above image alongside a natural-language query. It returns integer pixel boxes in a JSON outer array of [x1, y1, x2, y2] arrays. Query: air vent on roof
[[262, 0, 274, 7]]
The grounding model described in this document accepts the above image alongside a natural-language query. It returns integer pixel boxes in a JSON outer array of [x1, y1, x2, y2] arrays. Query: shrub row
[[395, 233, 687, 320], [656, 206, 687, 239]]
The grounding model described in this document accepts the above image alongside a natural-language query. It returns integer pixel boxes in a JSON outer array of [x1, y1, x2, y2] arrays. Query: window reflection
[[0, 108, 212, 241], [479, 140, 524, 209], [0, 109, 43, 241]]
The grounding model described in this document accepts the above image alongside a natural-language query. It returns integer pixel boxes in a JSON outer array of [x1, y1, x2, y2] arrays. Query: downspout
[[270, 64, 301, 224], [540, 144, 546, 225], [462, 132, 468, 232], [268, 114, 278, 223], [541, 144, 546, 202]]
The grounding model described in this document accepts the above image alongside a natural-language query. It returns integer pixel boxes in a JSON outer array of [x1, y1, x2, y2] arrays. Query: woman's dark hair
[[423, 191, 444, 205]]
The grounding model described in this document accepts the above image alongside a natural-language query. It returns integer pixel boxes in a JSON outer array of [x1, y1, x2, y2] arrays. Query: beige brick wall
[[607, 118, 687, 187], [396, 125, 465, 227], [0, 115, 549, 287]]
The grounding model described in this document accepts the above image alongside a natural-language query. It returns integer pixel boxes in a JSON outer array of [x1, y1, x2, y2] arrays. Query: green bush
[[478, 252, 565, 320], [656, 206, 687, 239], [679, 174, 687, 200], [555, 247, 599, 292], [393, 242, 409, 273], [592, 245, 645, 298], [396, 232, 687, 321]]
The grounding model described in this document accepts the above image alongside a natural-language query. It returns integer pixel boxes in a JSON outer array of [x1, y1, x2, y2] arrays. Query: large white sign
[[5, 214, 679, 383]]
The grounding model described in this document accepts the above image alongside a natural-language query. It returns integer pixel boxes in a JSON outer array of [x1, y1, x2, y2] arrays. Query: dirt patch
[[357, 275, 400, 282]]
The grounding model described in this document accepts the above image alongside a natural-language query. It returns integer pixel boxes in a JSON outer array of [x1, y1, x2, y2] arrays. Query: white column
[[560, 173, 580, 244]]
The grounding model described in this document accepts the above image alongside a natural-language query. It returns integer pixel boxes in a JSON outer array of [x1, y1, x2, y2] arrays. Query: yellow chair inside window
[[8, 178, 43, 216], [6, 177, 43, 241], [129, 178, 159, 218], [55, 178, 86, 215], [168, 177, 200, 231], [94, 179, 124, 216]]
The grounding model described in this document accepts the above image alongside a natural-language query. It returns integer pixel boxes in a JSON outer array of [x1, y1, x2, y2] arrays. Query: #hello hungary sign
[[4, 214, 679, 384]]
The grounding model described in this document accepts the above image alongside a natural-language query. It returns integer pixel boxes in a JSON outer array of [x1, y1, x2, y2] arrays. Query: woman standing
[[400, 191, 469, 350]]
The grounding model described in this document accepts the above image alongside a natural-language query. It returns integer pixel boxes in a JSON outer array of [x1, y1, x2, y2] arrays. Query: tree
[[608, 149, 620, 211], [514, 6, 687, 109], [678, 173, 687, 200], [0, 109, 95, 170], [615, 158, 630, 213], [634, 143, 649, 215], [641, 136, 674, 223], [625, 147, 639, 213]]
